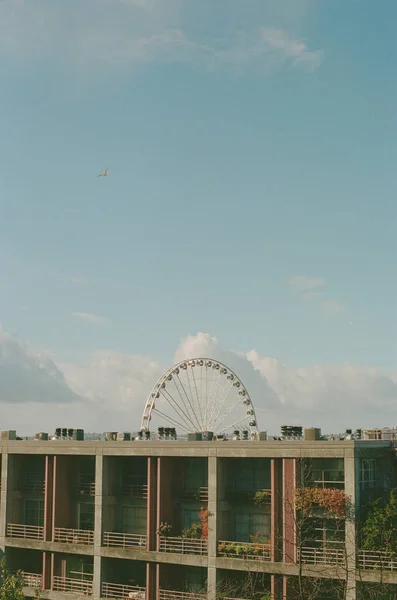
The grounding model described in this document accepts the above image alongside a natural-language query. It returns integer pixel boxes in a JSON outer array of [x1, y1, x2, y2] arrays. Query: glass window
[[78, 502, 95, 530], [25, 499, 44, 526], [122, 505, 147, 533]]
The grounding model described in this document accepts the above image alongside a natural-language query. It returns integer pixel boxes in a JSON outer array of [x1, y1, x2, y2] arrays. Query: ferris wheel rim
[[140, 357, 259, 434]]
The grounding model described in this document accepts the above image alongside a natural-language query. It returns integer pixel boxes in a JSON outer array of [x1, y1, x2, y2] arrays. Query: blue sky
[[0, 0, 396, 433]]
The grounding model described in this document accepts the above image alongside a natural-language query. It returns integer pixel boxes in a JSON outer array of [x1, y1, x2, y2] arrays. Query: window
[[360, 459, 377, 489], [67, 558, 93, 581], [25, 499, 44, 526], [78, 502, 94, 530], [234, 513, 270, 542], [122, 505, 147, 533], [183, 508, 200, 528]]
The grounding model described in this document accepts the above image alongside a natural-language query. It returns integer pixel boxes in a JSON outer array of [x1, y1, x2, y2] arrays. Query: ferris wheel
[[141, 358, 259, 437]]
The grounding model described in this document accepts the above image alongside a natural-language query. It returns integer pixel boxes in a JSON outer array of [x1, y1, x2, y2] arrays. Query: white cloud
[[0, 327, 82, 406], [288, 275, 345, 314], [1, 329, 396, 436], [0, 0, 324, 76], [321, 300, 345, 315], [260, 28, 324, 71], [71, 312, 109, 325]]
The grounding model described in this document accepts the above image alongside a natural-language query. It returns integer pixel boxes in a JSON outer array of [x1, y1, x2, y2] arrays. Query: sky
[[0, 0, 396, 435]]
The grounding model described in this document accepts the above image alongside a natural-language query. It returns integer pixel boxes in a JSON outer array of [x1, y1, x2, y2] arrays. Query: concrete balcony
[[103, 532, 146, 549], [298, 546, 345, 565], [358, 550, 397, 571], [102, 582, 145, 599], [159, 591, 206, 600], [53, 576, 93, 596], [6, 524, 44, 540], [22, 572, 43, 588], [159, 536, 208, 556], [217, 540, 271, 561], [54, 527, 94, 545]]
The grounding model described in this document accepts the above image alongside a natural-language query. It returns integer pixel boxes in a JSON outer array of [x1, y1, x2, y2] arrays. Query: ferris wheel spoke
[[210, 380, 235, 430], [167, 380, 201, 430], [218, 415, 250, 434], [191, 366, 205, 430], [206, 370, 223, 429], [184, 369, 202, 430], [175, 374, 202, 431], [159, 388, 199, 432], [213, 396, 246, 432], [152, 407, 191, 433], [204, 366, 217, 429]]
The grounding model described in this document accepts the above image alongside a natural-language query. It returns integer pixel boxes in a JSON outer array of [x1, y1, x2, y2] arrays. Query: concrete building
[[0, 432, 396, 600]]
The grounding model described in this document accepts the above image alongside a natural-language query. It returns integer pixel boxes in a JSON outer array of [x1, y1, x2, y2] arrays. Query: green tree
[[0, 558, 24, 600], [362, 490, 397, 554]]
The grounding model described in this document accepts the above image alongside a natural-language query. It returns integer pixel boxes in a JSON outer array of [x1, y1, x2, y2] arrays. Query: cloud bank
[[0, 329, 396, 436], [0, 0, 324, 76]]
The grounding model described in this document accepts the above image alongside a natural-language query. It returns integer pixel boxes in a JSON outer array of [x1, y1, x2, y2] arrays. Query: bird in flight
[[98, 167, 110, 177]]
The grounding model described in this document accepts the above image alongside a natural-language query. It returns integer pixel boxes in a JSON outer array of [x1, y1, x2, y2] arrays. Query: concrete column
[[93, 452, 104, 600], [344, 453, 358, 600], [0, 451, 9, 550], [271, 575, 283, 600], [282, 459, 296, 564], [147, 457, 157, 551], [207, 453, 218, 600]]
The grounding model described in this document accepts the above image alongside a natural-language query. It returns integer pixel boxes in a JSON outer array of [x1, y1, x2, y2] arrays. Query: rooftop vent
[[35, 432, 49, 441]]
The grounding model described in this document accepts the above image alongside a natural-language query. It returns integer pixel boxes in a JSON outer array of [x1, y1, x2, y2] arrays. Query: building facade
[[0, 435, 396, 600]]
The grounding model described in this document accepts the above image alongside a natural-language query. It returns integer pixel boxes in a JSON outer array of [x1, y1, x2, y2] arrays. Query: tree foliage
[[362, 490, 397, 554], [0, 558, 24, 600]]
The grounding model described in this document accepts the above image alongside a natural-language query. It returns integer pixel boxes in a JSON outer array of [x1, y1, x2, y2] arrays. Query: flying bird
[[98, 167, 110, 177]]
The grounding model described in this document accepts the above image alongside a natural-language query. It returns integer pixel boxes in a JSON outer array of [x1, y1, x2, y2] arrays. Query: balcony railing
[[54, 527, 94, 545], [23, 572, 43, 588], [53, 576, 93, 596], [121, 483, 148, 498], [7, 523, 44, 540], [159, 536, 208, 555], [180, 487, 208, 502], [103, 532, 146, 549], [358, 550, 397, 571], [298, 546, 345, 565], [102, 582, 146, 599], [218, 540, 271, 561], [159, 591, 207, 600]]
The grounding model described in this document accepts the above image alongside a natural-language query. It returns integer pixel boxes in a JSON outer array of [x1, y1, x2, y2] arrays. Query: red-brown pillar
[[282, 458, 296, 564], [42, 552, 52, 590], [156, 458, 173, 551], [146, 458, 157, 551], [146, 562, 157, 600], [43, 456, 54, 541], [52, 456, 71, 532]]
